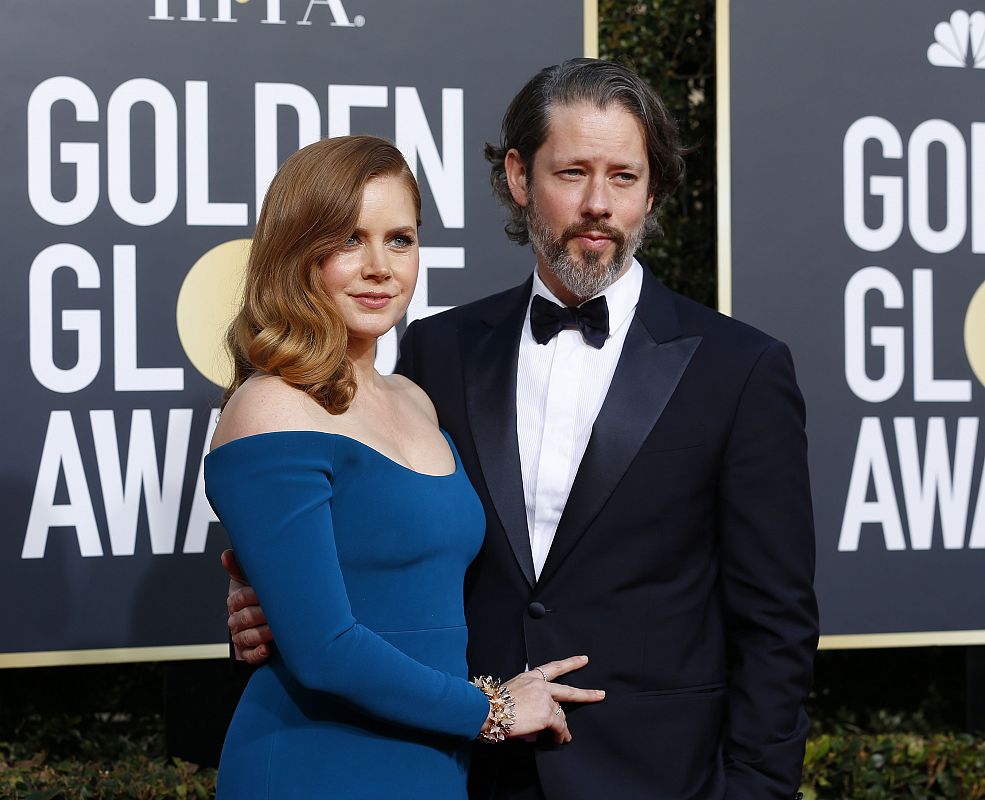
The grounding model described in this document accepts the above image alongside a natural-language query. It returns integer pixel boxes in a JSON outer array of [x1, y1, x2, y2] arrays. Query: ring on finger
[[535, 667, 549, 682], [554, 703, 563, 717]]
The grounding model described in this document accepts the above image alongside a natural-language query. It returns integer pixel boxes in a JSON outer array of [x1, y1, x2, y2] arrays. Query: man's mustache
[[559, 220, 626, 249]]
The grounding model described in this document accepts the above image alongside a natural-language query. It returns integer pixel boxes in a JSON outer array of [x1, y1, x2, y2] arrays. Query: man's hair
[[485, 58, 686, 245], [224, 135, 420, 415]]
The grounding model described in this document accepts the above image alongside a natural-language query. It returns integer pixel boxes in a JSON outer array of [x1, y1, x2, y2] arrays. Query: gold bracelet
[[471, 675, 516, 743]]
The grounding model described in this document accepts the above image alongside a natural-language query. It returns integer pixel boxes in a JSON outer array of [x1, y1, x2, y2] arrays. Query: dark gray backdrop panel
[[728, 1, 985, 637], [0, 0, 585, 658]]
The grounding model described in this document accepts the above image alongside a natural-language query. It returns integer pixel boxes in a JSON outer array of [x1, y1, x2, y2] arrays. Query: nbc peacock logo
[[928, 10, 985, 68]]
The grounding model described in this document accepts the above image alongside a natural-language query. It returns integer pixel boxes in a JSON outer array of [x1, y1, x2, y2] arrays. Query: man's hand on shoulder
[[222, 549, 273, 665]]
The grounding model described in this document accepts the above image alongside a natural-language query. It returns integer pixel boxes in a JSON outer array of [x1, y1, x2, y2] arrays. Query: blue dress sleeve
[[204, 432, 490, 740]]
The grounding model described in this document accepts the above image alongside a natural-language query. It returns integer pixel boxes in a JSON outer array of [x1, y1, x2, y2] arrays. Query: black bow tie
[[530, 294, 609, 349]]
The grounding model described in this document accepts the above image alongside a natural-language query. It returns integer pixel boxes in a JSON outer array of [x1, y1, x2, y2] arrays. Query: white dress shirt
[[516, 259, 644, 579]]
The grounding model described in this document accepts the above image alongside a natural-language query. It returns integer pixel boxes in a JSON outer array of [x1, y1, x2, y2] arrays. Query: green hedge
[[0, 750, 215, 800], [4, 733, 985, 799], [0, 709, 216, 800], [801, 733, 985, 799]]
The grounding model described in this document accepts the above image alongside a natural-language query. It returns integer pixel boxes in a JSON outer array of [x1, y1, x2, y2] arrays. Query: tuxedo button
[[527, 601, 547, 619]]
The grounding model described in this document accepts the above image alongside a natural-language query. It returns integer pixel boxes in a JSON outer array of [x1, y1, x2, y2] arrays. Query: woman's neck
[[346, 336, 383, 391]]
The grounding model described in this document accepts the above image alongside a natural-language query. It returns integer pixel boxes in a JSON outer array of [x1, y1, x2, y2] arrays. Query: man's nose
[[581, 175, 612, 219]]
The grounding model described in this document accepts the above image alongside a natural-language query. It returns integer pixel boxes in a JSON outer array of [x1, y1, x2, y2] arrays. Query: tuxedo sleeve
[[718, 340, 818, 799]]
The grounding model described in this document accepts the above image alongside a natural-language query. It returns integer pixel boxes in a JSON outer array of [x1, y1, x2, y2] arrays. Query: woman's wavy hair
[[485, 58, 686, 245], [223, 135, 420, 414]]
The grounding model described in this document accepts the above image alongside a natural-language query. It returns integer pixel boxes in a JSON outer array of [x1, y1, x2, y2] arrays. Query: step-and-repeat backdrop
[[0, 0, 592, 666], [722, 1, 985, 645]]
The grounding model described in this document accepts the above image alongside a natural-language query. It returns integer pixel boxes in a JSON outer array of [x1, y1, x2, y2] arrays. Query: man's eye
[[616, 173, 637, 182]]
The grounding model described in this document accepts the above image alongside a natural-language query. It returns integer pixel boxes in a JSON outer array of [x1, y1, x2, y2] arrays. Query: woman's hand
[[488, 655, 604, 744], [226, 546, 604, 741]]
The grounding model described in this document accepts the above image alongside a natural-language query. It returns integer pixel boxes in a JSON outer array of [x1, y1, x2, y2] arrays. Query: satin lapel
[[536, 273, 702, 587], [464, 278, 536, 588]]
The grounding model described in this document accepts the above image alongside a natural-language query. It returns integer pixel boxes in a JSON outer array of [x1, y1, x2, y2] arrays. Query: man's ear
[[504, 148, 529, 207], [646, 192, 654, 214]]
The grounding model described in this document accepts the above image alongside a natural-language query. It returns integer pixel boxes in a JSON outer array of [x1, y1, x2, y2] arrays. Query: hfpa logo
[[149, 0, 365, 27], [928, 10, 985, 68]]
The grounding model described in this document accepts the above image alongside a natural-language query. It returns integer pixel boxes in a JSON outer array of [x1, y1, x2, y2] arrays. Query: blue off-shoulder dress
[[204, 430, 490, 800]]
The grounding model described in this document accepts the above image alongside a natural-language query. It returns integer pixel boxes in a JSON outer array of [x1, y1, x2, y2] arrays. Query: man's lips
[[351, 292, 394, 309], [571, 233, 614, 251]]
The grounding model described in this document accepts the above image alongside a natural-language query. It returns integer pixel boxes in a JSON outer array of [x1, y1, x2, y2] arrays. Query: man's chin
[[550, 262, 623, 302], [563, 250, 620, 280], [567, 240, 616, 265]]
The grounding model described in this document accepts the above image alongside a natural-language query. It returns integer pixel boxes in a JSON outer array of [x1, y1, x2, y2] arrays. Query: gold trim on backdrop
[[584, 0, 598, 58], [715, 0, 732, 316], [6, 629, 983, 668], [0, 644, 228, 669], [820, 631, 985, 650]]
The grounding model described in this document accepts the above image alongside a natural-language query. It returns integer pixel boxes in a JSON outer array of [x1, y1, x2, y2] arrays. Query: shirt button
[[527, 601, 547, 619]]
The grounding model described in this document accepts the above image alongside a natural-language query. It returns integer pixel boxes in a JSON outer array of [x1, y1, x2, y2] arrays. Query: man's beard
[[526, 193, 646, 302]]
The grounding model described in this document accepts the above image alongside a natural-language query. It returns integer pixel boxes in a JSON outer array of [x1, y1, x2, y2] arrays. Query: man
[[226, 58, 818, 799]]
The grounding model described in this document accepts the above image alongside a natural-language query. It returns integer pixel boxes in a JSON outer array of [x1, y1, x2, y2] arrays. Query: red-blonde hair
[[224, 135, 421, 414]]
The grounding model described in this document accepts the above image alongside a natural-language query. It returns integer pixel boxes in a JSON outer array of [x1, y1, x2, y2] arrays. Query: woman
[[205, 135, 603, 798]]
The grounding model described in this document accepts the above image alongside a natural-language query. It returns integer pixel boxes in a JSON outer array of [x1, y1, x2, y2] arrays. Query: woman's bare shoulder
[[211, 375, 329, 450], [384, 373, 438, 425]]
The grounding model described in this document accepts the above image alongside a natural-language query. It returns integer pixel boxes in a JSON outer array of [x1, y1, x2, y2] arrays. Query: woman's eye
[[392, 234, 415, 247]]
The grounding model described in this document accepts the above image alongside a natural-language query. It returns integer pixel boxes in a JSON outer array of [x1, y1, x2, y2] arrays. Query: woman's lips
[[352, 293, 393, 309]]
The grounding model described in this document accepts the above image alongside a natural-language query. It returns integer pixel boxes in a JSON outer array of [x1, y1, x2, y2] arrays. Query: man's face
[[505, 101, 654, 303]]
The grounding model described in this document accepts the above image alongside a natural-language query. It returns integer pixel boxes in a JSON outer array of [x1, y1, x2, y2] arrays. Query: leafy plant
[[800, 733, 985, 799], [0, 754, 215, 800]]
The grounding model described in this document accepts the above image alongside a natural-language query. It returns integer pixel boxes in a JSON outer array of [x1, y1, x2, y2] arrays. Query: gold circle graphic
[[176, 239, 251, 388], [965, 280, 985, 388]]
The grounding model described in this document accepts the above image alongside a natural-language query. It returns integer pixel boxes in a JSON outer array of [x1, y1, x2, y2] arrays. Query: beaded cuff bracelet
[[471, 675, 516, 743]]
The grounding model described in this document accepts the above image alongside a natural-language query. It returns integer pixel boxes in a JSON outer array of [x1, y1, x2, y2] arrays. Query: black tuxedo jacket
[[396, 268, 818, 800]]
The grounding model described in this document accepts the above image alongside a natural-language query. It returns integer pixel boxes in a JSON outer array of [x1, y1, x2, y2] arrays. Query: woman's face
[[318, 175, 419, 345]]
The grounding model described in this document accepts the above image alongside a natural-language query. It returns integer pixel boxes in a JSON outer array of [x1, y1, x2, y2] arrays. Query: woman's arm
[[206, 432, 490, 739]]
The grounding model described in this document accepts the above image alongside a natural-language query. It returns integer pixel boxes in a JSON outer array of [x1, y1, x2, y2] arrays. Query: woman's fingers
[[548, 683, 605, 703], [535, 654, 588, 680], [530, 656, 604, 704], [549, 704, 571, 745], [502, 657, 604, 743], [552, 716, 569, 744]]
